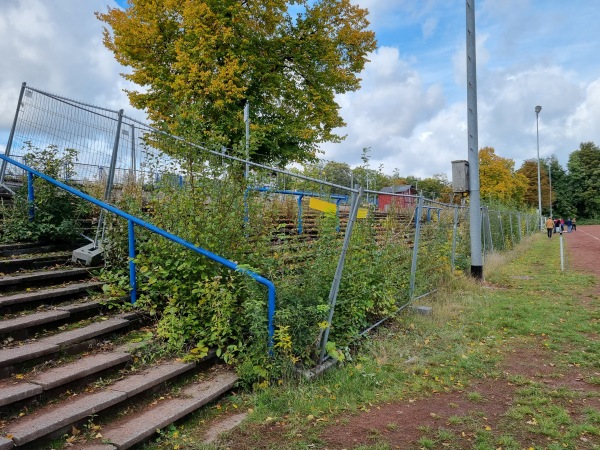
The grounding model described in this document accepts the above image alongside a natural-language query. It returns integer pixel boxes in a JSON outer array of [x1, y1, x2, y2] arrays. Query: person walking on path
[[572, 217, 577, 231], [566, 218, 573, 233], [546, 217, 555, 238]]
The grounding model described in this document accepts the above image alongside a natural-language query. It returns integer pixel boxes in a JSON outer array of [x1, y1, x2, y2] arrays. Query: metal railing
[[0, 153, 276, 350], [0, 83, 541, 367]]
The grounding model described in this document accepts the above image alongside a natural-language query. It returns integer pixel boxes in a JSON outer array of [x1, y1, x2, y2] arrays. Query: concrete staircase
[[0, 243, 238, 449]]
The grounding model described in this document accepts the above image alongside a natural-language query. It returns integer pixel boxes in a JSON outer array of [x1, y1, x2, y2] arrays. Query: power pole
[[466, 0, 482, 279]]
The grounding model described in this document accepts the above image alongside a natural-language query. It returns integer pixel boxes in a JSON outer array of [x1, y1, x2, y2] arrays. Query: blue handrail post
[[267, 284, 275, 352], [297, 194, 304, 234], [335, 198, 343, 232], [243, 188, 250, 225], [27, 171, 34, 222], [128, 220, 137, 304]]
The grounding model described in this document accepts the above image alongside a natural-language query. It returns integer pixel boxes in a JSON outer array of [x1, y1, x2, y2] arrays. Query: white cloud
[[0, 0, 135, 130], [322, 46, 457, 176], [421, 17, 438, 39], [1, 0, 599, 183], [564, 79, 600, 144]]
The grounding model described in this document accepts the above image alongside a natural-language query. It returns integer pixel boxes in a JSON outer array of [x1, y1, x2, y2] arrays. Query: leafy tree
[[516, 159, 540, 209], [567, 141, 600, 219], [411, 174, 451, 201], [542, 156, 570, 218], [479, 147, 528, 205], [97, 0, 377, 165], [322, 161, 352, 192]]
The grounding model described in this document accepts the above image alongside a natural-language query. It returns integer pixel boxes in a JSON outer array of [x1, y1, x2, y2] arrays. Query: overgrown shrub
[[98, 158, 469, 385], [0, 143, 90, 243]]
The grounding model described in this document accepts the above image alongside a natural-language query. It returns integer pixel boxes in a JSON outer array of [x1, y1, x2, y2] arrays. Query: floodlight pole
[[466, 0, 483, 279], [535, 105, 542, 229], [548, 158, 552, 218]]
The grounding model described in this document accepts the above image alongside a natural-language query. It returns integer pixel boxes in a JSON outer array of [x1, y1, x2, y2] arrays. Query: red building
[[378, 185, 417, 212]]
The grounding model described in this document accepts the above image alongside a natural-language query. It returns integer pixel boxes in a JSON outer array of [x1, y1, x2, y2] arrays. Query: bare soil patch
[[564, 225, 600, 296], [321, 379, 515, 449]]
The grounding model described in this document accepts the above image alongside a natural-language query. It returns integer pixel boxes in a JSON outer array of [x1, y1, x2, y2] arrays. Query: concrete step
[[0, 315, 136, 378], [0, 351, 132, 410], [70, 370, 238, 450], [0, 253, 72, 274], [0, 300, 104, 341], [0, 267, 93, 292], [0, 281, 104, 312], [3, 360, 198, 447], [0, 242, 77, 258]]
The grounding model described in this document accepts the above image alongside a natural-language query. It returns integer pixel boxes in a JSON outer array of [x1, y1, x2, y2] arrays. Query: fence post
[[27, 171, 34, 221], [128, 220, 137, 304], [130, 123, 136, 182], [486, 207, 494, 253], [95, 109, 124, 246], [509, 212, 514, 246], [0, 82, 26, 186], [498, 212, 504, 250], [481, 207, 487, 257], [409, 195, 424, 300], [451, 205, 459, 272], [319, 187, 363, 364]]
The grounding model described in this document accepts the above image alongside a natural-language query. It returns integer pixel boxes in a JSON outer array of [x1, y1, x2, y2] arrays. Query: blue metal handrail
[[0, 154, 276, 350]]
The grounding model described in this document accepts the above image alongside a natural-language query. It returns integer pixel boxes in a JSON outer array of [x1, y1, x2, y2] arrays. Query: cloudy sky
[[1, 0, 599, 178]]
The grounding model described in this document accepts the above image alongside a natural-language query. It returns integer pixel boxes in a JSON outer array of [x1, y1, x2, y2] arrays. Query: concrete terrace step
[[76, 370, 238, 450], [0, 242, 76, 258], [0, 267, 92, 291], [0, 253, 72, 273], [0, 300, 104, 340], [0, 316, 135, 378], [3, 360, 198, 446], [0, 281, 104, 310], [0, 352, 132, 410]]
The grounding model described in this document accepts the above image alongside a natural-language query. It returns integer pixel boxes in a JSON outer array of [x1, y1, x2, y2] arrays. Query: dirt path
[[564, 225, 600, 294]]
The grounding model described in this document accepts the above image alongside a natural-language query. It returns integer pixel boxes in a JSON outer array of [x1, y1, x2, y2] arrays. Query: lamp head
[[535, 105, 542, 114]]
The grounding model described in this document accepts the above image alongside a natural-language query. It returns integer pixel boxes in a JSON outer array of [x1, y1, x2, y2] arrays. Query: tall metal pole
[[535, 105, 542, 229], [466, 1, 483, 279], [548, 158, 552, 218], [244, 102, 250, 179]]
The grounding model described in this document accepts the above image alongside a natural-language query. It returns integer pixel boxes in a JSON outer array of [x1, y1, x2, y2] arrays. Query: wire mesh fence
[[1, 83, 539, 365]]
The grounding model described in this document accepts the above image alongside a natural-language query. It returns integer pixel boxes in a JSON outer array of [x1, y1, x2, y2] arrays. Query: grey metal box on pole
[[451, 160, 469, 193]]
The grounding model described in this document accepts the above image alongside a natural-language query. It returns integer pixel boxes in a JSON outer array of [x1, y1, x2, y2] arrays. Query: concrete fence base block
[[410, 305, 433, 316], [296, 358, 338, 380]]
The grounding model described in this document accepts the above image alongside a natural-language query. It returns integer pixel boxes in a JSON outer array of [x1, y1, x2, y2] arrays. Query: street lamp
[[535, 105, 542, 229]]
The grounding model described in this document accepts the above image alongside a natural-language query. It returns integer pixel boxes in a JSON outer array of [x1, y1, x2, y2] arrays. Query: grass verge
[[141, 233, 599, 450]]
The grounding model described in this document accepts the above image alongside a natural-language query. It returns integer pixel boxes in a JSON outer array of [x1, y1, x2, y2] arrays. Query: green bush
[[0, 143, 90, 243], [98, 159, 469, 385]]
